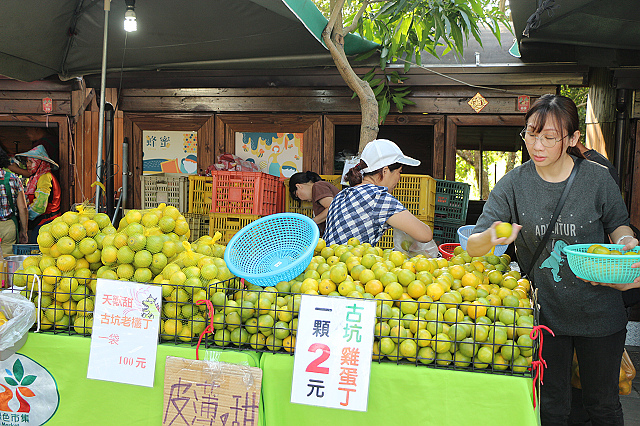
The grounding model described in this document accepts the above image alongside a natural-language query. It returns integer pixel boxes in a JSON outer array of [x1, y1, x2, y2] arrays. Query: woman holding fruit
[[467, 94, 639, 425], [323, 139, 434, 250]]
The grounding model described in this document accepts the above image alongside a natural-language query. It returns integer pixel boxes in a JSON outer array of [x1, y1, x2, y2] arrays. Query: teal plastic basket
[[563, 243, 640, 284], [224, 213, 319, 287]]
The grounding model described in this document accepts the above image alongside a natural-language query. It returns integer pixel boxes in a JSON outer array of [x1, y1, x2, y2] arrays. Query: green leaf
[[362, 68, 376, 82], [5, 377, 18, 387], [380, 46, 389, 59], [13, 359, 23, 383], [404, 61, 411, 73], [370, 78, 383, 86], [373, 84, 385, 97], [354, 49, 378, 62], [21, 375, 36, 386], [351, 91, 358, 100]]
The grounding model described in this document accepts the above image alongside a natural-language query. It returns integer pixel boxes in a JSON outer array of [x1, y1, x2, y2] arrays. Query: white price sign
[[87, 279, 162, 387], [291, 295, 376, 411]]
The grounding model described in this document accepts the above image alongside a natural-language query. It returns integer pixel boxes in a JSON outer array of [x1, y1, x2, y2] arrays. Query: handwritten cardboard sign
[[163, 356, 262, 426]]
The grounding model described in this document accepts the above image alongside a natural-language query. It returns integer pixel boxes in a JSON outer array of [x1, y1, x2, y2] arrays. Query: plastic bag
[[202, 154, 260, 175], [571, 349, 636, 395], [0, 293, 36, 351], [393, 229, 440, 258]]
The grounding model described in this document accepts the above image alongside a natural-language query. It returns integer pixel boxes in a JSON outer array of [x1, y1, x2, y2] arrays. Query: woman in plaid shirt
[[323, 139, 433, 247], [0, 147, 28, 254]]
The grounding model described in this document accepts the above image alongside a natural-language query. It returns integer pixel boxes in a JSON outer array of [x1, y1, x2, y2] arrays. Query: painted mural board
[[235, 132, 302, 178], [143, 130, 197, 175]]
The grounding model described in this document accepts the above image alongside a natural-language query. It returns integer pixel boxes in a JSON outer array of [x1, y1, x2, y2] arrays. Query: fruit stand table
[[9, 333, 263, 426], [260, 352, 539, 426]]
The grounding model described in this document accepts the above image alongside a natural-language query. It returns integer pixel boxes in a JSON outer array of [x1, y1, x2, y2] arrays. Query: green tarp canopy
[[510, 0, 640, 66], [0, 0, 378, 82]]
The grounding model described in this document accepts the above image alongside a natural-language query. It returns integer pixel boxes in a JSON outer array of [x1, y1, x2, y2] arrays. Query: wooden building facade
[[1, 63, 638, 229]]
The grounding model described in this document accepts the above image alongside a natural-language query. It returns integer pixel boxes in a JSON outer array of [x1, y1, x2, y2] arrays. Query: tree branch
[[343, 0, 370, 34], [326, 0, 347, 37]]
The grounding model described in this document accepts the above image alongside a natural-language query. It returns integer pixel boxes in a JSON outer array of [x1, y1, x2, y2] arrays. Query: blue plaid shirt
[[0, 169, 23, 220], [323, 184, 406, 246]]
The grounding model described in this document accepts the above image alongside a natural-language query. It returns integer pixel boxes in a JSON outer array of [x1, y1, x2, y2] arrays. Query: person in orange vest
[[15, 145, 61, 243]]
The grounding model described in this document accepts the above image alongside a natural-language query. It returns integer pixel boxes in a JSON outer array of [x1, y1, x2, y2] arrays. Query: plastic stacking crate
[[284, 175, 342, 217], [432, 221, 461, 246], [12, 244, 40, 255], [434, 179, 470, 224], [140, 173, 189, 212], [391, 175, 436, 222], [209, 213, 261, 245], [189, 171, 278, 215], [183, 213, 210, 242]]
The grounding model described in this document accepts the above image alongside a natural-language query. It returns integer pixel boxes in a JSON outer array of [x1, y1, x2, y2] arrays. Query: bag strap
[[522, 157, 583, 277]]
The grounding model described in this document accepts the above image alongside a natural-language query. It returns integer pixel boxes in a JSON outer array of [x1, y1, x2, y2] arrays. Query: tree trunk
[[324, 1, 378, 153], [457, 150, 490, 199], [505, 152, 517, 172]]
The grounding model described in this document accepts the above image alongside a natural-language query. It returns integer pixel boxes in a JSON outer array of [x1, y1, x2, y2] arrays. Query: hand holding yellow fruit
[[495, 222, 513, 239]]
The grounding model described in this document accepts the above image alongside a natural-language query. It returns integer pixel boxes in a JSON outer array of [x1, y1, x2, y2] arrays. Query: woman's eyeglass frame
[[520, 129, 569, 148]]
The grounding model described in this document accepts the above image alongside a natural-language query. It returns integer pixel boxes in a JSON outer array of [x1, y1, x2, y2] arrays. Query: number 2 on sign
[[305, 343, 330, 374]]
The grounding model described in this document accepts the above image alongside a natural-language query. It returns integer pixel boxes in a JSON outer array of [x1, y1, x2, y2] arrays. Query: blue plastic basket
[[224, 213, 319, 287], [457, 224, 508, 256], [563, 243, 640, 284]]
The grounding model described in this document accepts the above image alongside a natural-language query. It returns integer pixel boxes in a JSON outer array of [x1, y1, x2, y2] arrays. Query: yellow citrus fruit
[[61, 211, 79, 225], [68, 223, 87, 242], [56, 255, 77, 272], [495, 223, 512, 238], [125, 210, 142, 224], [78, 238, 97, 255]]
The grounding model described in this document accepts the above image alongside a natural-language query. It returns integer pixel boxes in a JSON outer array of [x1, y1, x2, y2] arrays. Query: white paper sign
[[291, 295, 376, 412], [87, 279, 162, 387]]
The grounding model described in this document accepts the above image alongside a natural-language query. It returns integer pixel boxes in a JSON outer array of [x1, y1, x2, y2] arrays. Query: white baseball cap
[[361, 139, 420, 173]]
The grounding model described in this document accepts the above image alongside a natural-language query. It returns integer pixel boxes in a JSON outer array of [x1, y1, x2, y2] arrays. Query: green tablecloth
[[261, 352, 539, 426], [14, 332, 263, 426]]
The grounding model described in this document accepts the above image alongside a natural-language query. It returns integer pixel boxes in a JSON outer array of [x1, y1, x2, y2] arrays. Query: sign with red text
[[291, 295, 376, 412], [87, 279, 162, 387]]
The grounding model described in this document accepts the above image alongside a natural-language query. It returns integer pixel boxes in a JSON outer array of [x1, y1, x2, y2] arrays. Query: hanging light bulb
[[124, 0, 137, 32]]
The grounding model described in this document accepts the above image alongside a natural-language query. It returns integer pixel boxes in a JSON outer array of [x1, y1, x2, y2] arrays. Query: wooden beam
[[444, 118, 456, 180], [322, 117, 336, 175], [72, 88, 95, 121], [121, 85, 557, 99], [197, 116, 216, 175], [0, 99, 71, 115], [433, 117, 445, 179], [120, 95, 544, 115]]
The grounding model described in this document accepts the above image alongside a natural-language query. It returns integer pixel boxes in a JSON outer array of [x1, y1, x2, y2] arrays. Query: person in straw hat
[[15, 145, 61, 243]]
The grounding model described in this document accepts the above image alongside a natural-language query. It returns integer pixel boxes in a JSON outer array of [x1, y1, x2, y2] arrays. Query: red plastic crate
[[209, 171, 279, 215]]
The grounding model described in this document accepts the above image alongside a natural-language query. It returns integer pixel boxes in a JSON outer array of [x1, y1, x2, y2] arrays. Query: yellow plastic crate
[[284, 175, 342, 217], [188, 175, 213, 214], [184, 213, 210, 242], [376, 220, 434, 250], [390, 174, 436, 222], [209, 213, 261, 245]]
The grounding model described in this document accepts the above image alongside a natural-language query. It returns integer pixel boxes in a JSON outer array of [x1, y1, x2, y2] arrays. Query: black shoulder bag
[[519, 158, 583, 278]]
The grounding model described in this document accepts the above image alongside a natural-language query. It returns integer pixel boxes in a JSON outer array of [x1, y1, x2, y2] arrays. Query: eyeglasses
[[520, 129, 568, 148]]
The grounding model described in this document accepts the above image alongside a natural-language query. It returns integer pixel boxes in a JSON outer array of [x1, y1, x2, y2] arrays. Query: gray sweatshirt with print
[[474, 158, 629, 337]]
